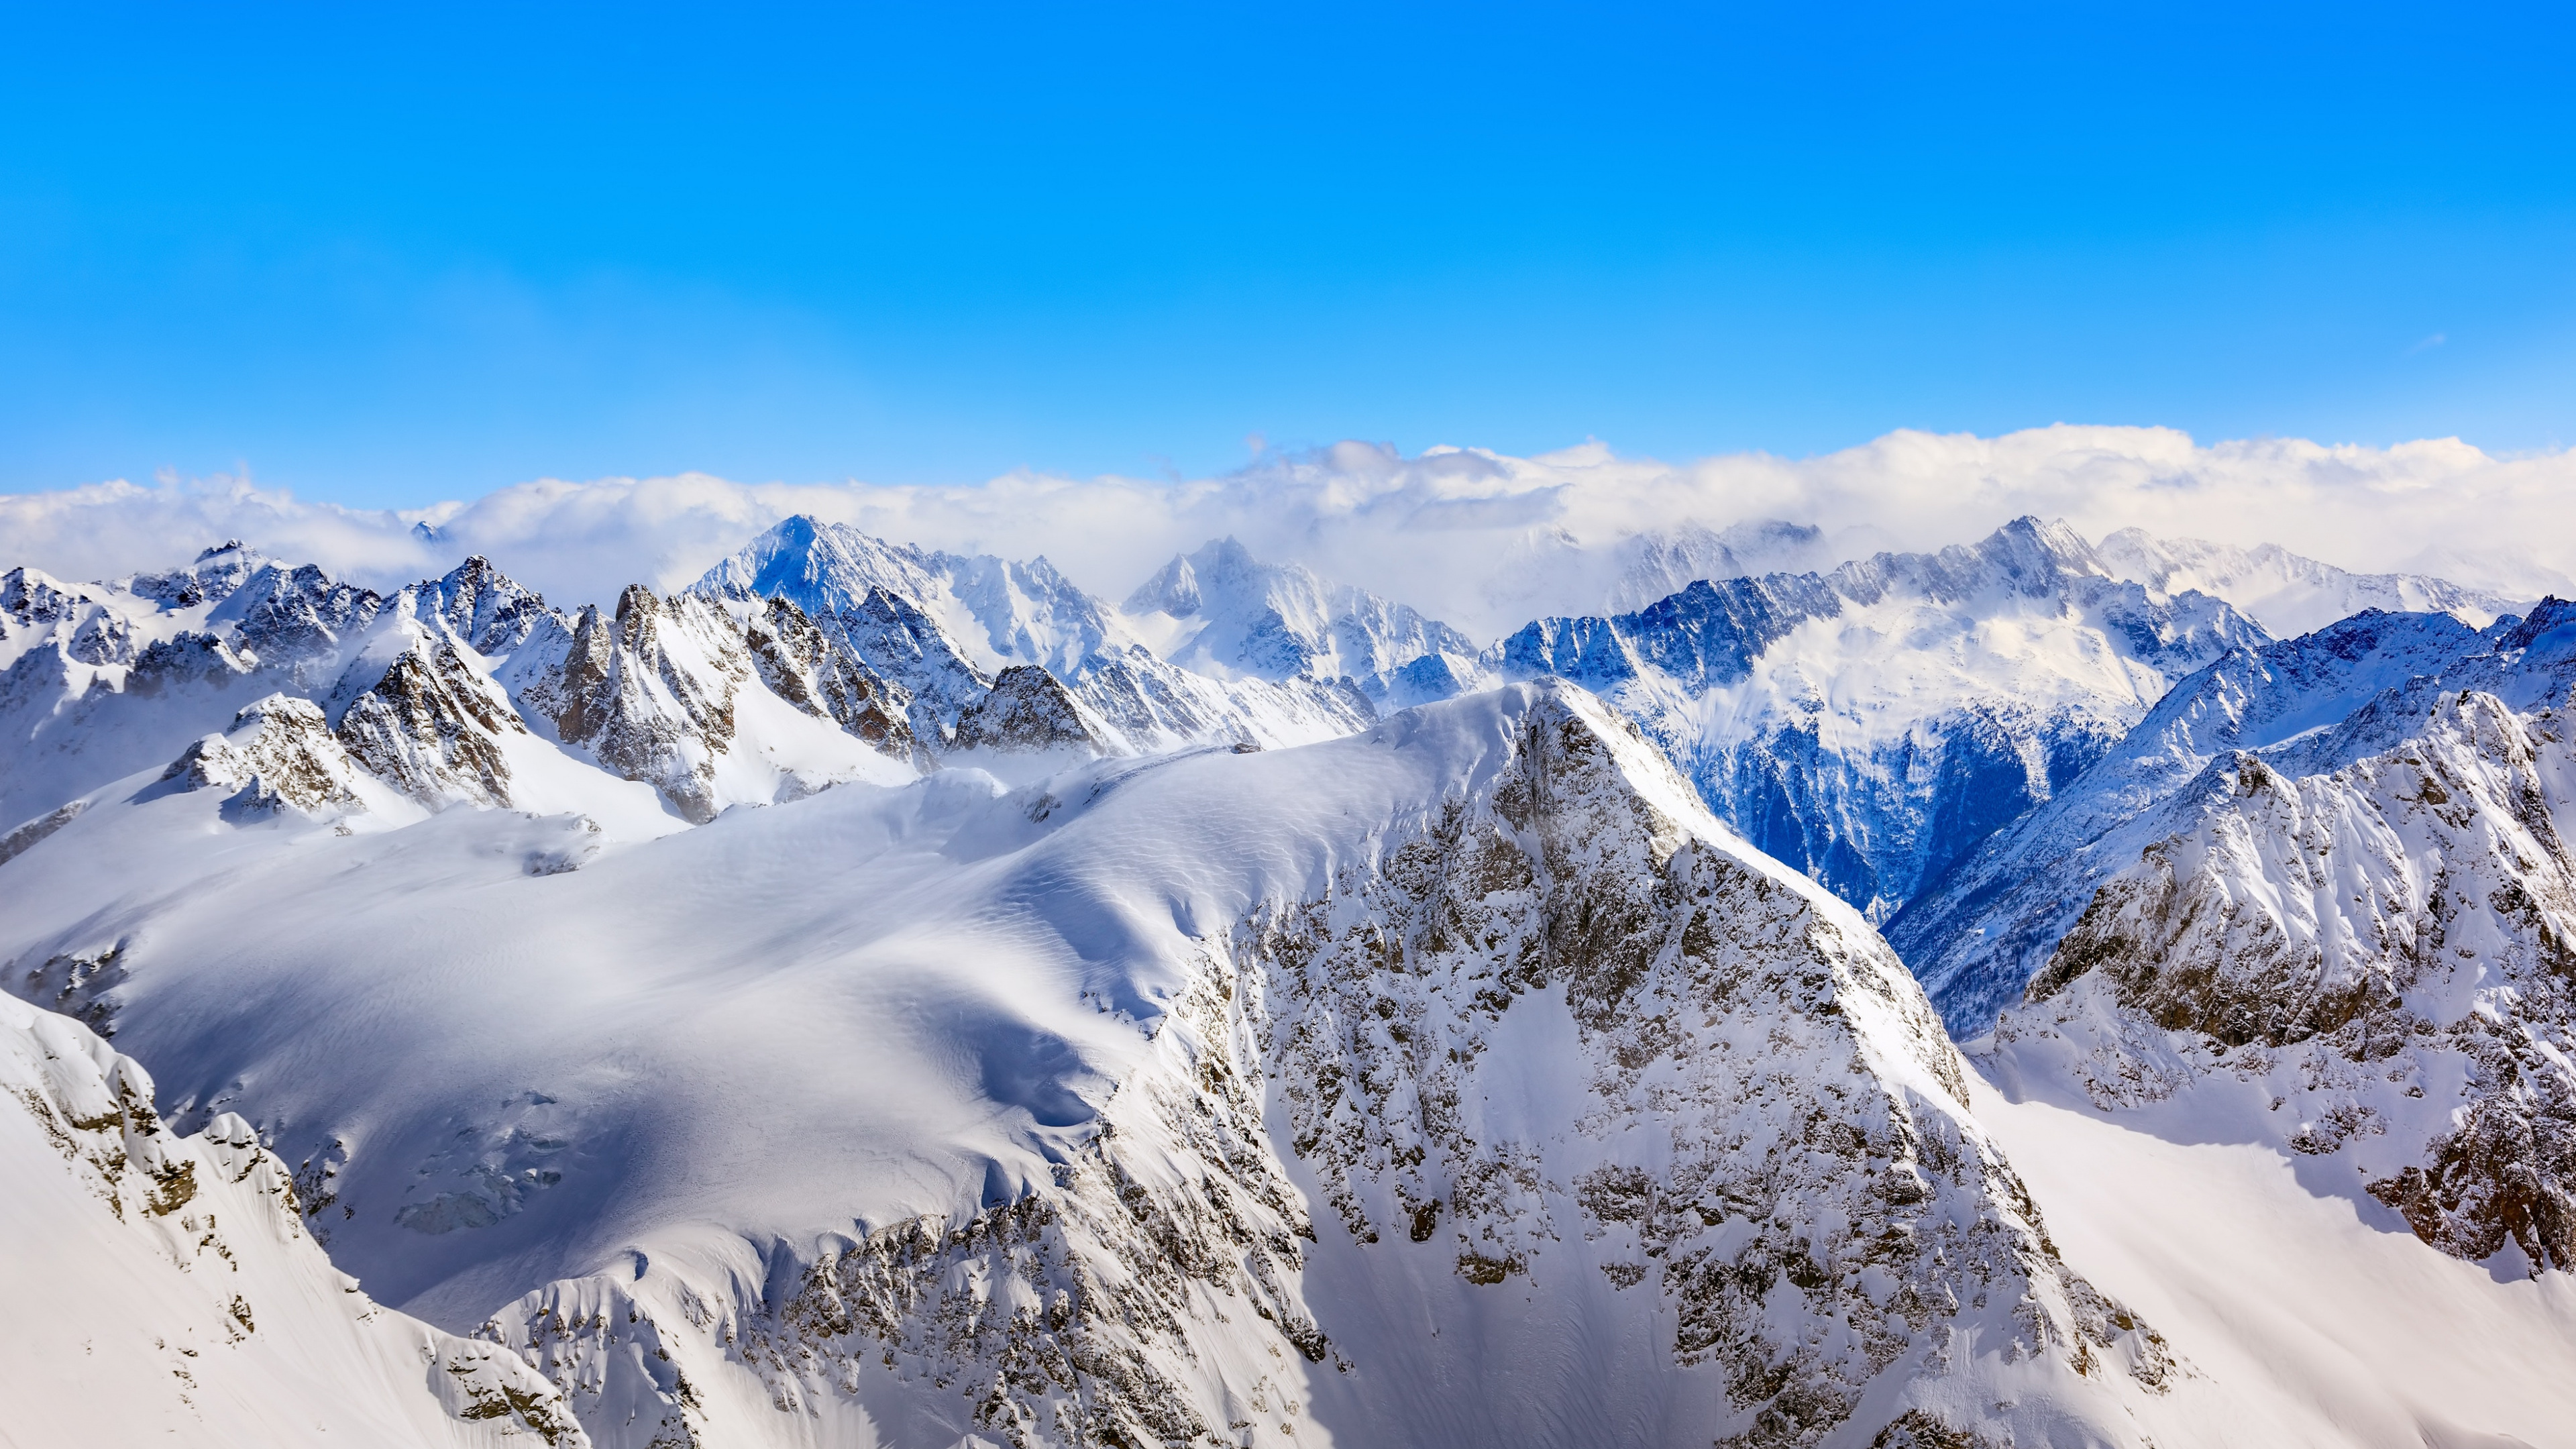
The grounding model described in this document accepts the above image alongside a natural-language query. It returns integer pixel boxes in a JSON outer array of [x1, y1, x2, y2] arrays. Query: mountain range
[[3, 513, 2570, 1448]]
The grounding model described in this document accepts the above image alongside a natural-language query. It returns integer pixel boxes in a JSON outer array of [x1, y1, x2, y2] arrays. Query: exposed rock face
[[740, 594, 918, 761], [0, 996, 591, 1446], [466, 686, 2166, 1449], [518, 587, 749, 823], [123, 539, 265, 609], [3, 545, 924, 835], [950, 663, 1110, 755], [333, 631, 524, 808], [816, 584, 994, 745], [1995, 687, 2576, 1273], [695, 515, 1382, 754], [1234, 690, 2170, 1447], [1895, 607, 2498, 1034], [1495, 517, 2267, 924], [0, 554, 352, 828], [211, 563, 385, 673], [1, 566, 105, 645], [163, 694, 369, 817], [410, 553, 557, 655]]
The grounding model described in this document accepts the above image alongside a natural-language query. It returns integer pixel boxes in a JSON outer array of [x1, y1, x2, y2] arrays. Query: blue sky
[[2, 3, 2570, 508]]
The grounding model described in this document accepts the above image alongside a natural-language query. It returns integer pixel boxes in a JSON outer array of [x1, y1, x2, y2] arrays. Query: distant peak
[[196, 539, 248, 560], [1980, 515, 2101, 582], [1124, 552, 1204, 617]]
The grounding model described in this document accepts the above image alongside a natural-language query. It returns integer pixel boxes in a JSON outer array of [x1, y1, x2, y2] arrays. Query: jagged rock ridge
[[694, 516, 1386, 754], [0, 680, 2179, 1448], [1495, 516, 2269, 923], [1892, 606, 2502, 1034], [1977, 602, 2576, 1277]]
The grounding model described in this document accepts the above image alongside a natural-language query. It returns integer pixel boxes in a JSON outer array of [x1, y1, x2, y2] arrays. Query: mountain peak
[[1120, 536, 1480, 702], [1978, 514, 2106, 588]]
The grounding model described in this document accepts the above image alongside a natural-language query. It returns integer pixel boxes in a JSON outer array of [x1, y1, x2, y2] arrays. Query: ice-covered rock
[[694, 516, 1383, 754], [123, 539, 267, 610], [1964, 606, 2576, 1277], [407, 553, 558, 656], [507, 584, 912, 823]]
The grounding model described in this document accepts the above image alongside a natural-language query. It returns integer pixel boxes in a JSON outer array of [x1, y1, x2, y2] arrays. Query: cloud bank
[[4, 426, 2569, 641]]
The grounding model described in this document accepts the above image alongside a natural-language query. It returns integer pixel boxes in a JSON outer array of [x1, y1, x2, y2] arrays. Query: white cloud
[[3, 425, 2569, 641]]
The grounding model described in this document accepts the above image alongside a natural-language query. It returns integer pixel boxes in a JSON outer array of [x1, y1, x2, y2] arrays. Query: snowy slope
[[2097, 527, 2532, 637], [1974, 1083, 2576, 1448], [1495, 516, 2267, 922], [1123, 537, 1487, 706], [0, 994, 587, 1448], [9, 527, 2573, 1448], [1882, 598, 2576, 1297], [1892, 606, 2501, 1034], [0, 680, 2187, 1449], [1982, 692, 2576, 1274]]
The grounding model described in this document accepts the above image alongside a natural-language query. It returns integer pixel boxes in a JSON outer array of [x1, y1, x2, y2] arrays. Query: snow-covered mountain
[[8, 527, 2576, 1446], [2096, 527, 2533, 637], [1494, 516, 2268, 923], [1601, 519, 1837, 614], [1992, 692, 2576, 1271], [1122, 537, 1487, 707], [2, 674, 2204, 1448], [1890, 606, 2502, 1034], [1904, 596, 2576, 1282], [694, 516, 1382, 753], [1, 993, 586, 1447], [0, 546, 916, 836]]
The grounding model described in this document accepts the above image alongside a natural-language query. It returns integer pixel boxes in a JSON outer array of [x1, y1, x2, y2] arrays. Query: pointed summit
[[1121, 537, 1482, 703], [698, 514, 943, 620]]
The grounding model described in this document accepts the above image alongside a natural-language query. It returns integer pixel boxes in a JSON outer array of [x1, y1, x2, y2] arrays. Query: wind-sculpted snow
[[0, 681, 2178, 1448], [0, 994, 589, 1447], [1495, 516, 2267, 922], [1894, 607, 2500, 1034]]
